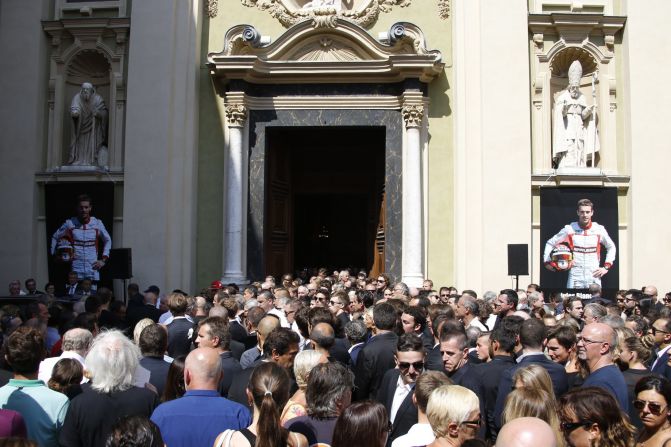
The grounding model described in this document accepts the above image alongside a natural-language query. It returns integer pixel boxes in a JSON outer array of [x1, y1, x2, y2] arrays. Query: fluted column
[[221, 102, 248, 284], [401, 104, 425, 287]]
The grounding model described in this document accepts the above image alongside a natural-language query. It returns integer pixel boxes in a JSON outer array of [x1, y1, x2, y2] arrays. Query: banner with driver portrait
[[540, 187, 619, 300]]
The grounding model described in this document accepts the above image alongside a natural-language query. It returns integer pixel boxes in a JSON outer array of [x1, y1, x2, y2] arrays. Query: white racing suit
[[543, 221, 616, 288], [51, 216, 111, 281]]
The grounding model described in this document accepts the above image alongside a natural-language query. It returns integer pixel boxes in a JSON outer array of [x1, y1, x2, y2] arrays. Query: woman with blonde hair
[[427, 385, 481, 447], [502, 387, 564, 446], [133, 318, 155, 346], [280, 350, 325, 424], [512, 364, 554, 396]]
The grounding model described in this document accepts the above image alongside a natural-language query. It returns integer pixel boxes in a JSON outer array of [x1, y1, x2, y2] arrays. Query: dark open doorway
[[265, 126, 385, 277]]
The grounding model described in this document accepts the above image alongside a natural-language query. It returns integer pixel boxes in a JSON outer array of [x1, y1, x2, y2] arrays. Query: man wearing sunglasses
[[377, 334, 425, 447], [650, 318, 671, 380], [578, 322, 629, 411]]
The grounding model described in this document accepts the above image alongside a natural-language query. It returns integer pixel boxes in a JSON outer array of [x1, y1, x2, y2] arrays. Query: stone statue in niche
[[68, 82, 108, 167], [552, 60, 599, 168]]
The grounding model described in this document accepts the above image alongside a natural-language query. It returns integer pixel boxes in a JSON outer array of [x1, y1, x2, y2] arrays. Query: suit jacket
[[229, 320, 248, 344], [377, 369, 417, 446], [217, 351, 242, 397], [126, 304, 162, 332], [494, 353, 569, 431], [473, 355, 516, 442], [353, 331, 399, 401], [424, 344, 443, 372], [651, 349, 671, 380]]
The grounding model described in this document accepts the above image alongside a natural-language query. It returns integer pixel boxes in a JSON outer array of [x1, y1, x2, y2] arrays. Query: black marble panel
[[229, 80, 427, 97], [247, 109, 402, 281]]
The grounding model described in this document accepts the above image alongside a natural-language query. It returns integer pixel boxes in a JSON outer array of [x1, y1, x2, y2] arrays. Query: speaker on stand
[[108, 248, 132, 304], [507, 244, 529, 291]]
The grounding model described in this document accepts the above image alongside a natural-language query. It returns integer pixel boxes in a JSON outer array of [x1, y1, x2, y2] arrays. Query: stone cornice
[[208, 19, 443, 85]]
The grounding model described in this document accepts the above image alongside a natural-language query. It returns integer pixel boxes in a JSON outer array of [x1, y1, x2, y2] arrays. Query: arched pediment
[[207, 19, 443, 84]]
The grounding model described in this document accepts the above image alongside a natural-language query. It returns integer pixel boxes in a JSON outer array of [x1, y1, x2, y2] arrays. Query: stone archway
[[208, 18, 443, 286]]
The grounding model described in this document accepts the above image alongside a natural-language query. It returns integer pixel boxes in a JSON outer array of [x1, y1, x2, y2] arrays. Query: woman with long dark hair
[[332, 401, 389, 447], [558, 387, 635, 447], [213, 362, 307, 447], [634, 375, 671, 446], [161, 355, 186, 402]]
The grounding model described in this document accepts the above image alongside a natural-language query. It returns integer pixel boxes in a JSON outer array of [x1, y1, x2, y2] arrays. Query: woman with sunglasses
[[634, 375, 671, 446], [558, 387, 635, 447]]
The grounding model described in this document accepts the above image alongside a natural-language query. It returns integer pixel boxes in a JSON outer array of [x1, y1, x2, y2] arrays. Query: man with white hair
[[38, 328, 92, 383], [496, 417, 557, 447], [59, 330, 159, 447], [151, 347, 251, 447]]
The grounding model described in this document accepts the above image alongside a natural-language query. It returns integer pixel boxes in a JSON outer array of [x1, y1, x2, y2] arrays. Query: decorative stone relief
[[402, 105, 424, 128], [209, 20, 443, 85], [206, 0, 218, 18], [225, 104, 248, 127], [240, 0, 411, 29], [437, 0, 450, 20]]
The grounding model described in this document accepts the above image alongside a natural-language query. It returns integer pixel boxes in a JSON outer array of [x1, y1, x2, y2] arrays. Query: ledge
[[531, 170, 630, 189], [35, 169, 124, 183]]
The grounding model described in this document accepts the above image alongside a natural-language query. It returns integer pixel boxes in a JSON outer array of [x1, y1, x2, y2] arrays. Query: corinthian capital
[[402, 105, 424, 128], [225, 104, 247, 127]]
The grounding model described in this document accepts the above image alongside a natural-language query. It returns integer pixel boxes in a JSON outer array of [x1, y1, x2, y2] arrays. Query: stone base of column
[[402, 273, 424, 289], [220, 274, 249, 286]]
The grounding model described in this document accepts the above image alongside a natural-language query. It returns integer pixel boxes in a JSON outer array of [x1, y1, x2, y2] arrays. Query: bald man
[[240, 315, 280, 369], [310, 322, 335, 360], [496, 417, 557, 447], [578, 322, 629, 411], [151, 348, 251, 447]]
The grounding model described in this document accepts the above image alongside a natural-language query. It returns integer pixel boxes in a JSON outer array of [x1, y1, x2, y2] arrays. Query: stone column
[[401, 104, 425, 288], [221, 102, 249, 284]]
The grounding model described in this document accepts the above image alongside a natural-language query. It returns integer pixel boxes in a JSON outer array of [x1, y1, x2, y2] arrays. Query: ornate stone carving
[[209, 20, 444, 84], [402, 105, 424, 128], [437, 0, 450, 20], [206, 0, 218, 18], [240, 0, 411, 29], [225, 104, 248, 127], [294, 38, 361, 61]]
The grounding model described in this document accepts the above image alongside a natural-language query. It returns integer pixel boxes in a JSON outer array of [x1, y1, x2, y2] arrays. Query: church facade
[[1, 0, 669, 295]]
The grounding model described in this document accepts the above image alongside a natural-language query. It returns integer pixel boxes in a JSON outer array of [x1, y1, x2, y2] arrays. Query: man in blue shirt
[[579, 322, 629, 412], [151, 347, 251, 447]]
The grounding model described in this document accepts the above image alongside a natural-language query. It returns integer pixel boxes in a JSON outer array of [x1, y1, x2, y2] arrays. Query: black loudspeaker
[[507, 244, 529, 276], [108, 248, 132, 279]]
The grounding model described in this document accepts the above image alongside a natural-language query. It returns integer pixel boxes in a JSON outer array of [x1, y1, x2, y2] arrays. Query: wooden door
[[265, 142, 293, 278]]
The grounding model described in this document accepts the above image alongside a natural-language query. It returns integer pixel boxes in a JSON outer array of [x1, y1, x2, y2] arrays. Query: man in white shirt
[[38, 328, 92, 383], [391, 370, 452, 447], [456, 295, 488, 331], [377, 334, 426, 446]]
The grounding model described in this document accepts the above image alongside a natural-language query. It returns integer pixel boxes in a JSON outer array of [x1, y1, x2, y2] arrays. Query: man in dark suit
[[227, 327, 299, 410], [377, 334, 424, 446], [138, 323, 171, 396], [494, 318, 569, 431], [194, 316, 242, 397], [438, 322, 482, 397], [354, 303, 399, 401], [473, 326, 516, 442], [126, 288, 162, 332], [650, 318, 671, 379]]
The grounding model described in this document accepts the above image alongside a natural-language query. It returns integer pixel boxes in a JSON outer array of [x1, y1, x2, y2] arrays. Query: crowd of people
[[1, 270, 671, 447]]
